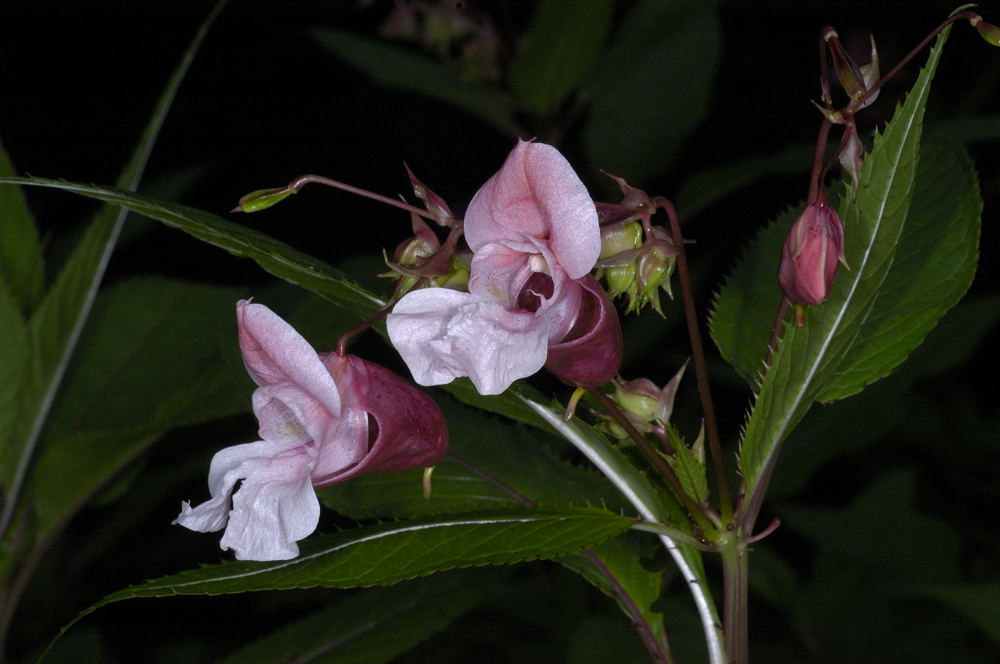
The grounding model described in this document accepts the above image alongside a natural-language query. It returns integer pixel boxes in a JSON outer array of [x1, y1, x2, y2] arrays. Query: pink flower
[[778, 201, 847, 307], [388, 140, 620, 395], [175, 301, 447, 561]]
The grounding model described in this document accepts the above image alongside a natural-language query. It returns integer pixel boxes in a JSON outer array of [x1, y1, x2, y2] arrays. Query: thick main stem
[[655, 197, 732, 522], [721, 538, 750, 664]]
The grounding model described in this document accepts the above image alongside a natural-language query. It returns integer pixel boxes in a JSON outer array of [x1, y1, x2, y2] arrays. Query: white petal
[[388, 288, 548, 395], [220, 451, 319, 561]]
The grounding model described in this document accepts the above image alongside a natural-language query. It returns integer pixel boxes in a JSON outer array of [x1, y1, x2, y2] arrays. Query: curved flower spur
[[175, 301, 448, 561]]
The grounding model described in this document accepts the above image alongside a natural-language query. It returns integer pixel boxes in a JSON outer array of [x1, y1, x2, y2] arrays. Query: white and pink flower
[[387, 140, 621, 395], [175, 301, 447, 561]]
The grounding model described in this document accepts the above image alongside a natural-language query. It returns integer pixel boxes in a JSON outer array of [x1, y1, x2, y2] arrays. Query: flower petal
[[237, 300, 341, 416], [387, 287, 548, 395], [464, 140, 600, 279], [313, 356, 448, 486]]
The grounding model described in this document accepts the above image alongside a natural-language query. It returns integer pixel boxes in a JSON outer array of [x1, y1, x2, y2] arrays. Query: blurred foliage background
[[1, 0, 997, 661]]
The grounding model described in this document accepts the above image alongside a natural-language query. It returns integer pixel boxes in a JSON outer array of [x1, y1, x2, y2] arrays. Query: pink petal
[[464, 141, 600, 279], [313, 356, 448, 486], [387, 287, 548, 395], [237, 300, 341, 416]]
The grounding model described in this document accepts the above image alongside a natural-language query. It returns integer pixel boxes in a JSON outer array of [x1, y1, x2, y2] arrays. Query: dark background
[[1, 1, 997, 662]]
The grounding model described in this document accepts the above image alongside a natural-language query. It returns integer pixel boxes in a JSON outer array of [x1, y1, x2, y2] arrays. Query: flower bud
[[405, 163, 455, 227], [636, 229, 678, 315], [971, 15, 1000, 47], [824, 28, 868, 102], [778, 201, 847, 309], [232, 186, 295, 213], [598, 221, 643, 299], [546, 276, 623, 388]]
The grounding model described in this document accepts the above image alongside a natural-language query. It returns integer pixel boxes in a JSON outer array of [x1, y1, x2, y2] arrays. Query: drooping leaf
[[222, 569, 509, 664], [508, 0, 613, 116], [0, 136, 44, 313], [583, 0, 721, 185], [736, 30, 954, 523], [560, 534, 668, 659], [311, 28, 520, 137], [77, 506, 633, 605], [0, 178, 386, 323]]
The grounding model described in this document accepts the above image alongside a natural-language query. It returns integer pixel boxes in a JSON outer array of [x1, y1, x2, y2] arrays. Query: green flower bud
[[232, 186, 295, 213]]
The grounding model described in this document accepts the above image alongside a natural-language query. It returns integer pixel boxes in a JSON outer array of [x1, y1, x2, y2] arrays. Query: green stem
[[654, 197, 732, 523], [721, 536, 750, 664], [521, 396, 726, 664]]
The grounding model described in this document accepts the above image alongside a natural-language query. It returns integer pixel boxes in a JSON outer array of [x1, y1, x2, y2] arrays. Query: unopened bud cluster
[[595, 175, 679, 316]]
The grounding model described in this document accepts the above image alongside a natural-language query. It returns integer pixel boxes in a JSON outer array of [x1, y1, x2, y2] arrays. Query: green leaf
[[80, 506, 632, 604], [509, 0, 613, 116], [913, 584, 1000, 643], [0, 282, 30, 491], [560, 534, 668, 658], [583, 0, 721, 184], [736, 30, 954, 523], [815, 136, 980, 401], [708, 205, 796, 383], [0, 178, 386, 323], [0, 136, 44, 313], [0, 2, 227, 532], [28, 278, 248, 537], [320, 397, 626, 518], [311, 29, 520, 137], [665, 425, 709, 506], [518, 395, 725, 664], [222, 569, 508, 664]]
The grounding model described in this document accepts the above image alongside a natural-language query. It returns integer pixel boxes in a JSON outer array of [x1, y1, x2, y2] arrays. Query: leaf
[[518, 395, 726, 664], [222, 569, 508, 664], [0, 2, 227, 531], [311, 28, 520, 137], [78, 506, 632, 605], [708, 205, 797, 383], [0, 282, 30, 495], [0, 136, 44, 313], [583, 0, 721, 185], [913, 584, 1000, 643], [508, 0, 613, 116], [320, 397, 627, 518], [736, 30, 953, 523], [28, 277, 248, 537], [560, 534, 667, 656], [0, 178, 386, 323], [815, 136, 980, 401], [665, 425, 709, 506]]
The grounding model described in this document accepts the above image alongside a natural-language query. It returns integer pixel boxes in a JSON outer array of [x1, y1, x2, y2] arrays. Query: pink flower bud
[[778, 202, 847, 307]]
